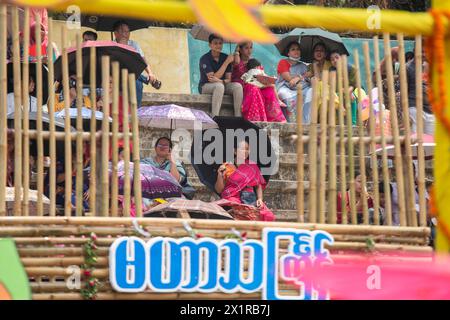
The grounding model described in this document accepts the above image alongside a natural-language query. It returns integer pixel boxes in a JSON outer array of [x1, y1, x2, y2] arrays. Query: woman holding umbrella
[[231, 41, 286, 123], [275, 41, 311, 123], [214, 139, 274, 221]]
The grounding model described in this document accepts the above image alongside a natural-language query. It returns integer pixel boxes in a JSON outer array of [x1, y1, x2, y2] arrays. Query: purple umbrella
[[137, 104, 218, 131], [111, 161, 182, 199]]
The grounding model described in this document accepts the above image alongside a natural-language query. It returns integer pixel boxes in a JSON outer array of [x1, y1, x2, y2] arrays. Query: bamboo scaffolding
[[383, 33, 407, 226], [363, 42, 380, 225], [0, 5, 6, 216], [342, 55, 356, 224], [318, 71, 329, 223], [21, 8, 30, 216], [353, 49, 369, 224], [414, 36, 427, 227], [47, 19, 57, 216], [122, 69, 131, 217], [22, 257, 109, 267], [337, 57, 347, 224], [307, 79, 319, 223], [25, 131, 131, 140], [35, 12, 45, 216], [328, 71, 337, 224], [129, 73, 142, 217], [0, 217, 430, 236], [373, 36, 392, 226], [398, 33, 418, 227], [101, 56, 111, 217], [12, 7, 23, 216], [110, 62, 120, 217], [89, 47, 97, 216], [61, 28, 72, 217], [75, 33, 84, 217]]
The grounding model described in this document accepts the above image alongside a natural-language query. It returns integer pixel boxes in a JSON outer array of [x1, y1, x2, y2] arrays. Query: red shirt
[[277, 59, 291, 75]]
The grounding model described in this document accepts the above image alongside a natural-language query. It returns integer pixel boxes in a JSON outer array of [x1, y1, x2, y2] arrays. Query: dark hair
[[284, 41, 300, 56], [405, 51, 414, 62], [155, 137, 172, 149], [313, 42, 327, 53], [82, 30, 98, 41], [246, 58, 261, 70], [113, 20, 129, 32], [330, 49, 340, 56], [208, 33, 223, 44]]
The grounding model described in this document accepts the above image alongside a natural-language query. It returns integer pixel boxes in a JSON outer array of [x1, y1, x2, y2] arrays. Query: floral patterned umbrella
[[137, 104, 218, 130], [111, 161, 182, 199]]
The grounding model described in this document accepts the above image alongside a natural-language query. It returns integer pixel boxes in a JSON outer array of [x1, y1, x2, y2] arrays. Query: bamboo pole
[[307, 78, 319, 223], [337, 57, 347, 224], [373, 36, 392, 226], [110, 62, 120, 217], [122, 69, 131, 217], [398, 33, 417, 227], [35, 12, 44, 217], [414, 36, 427, 227], [296, 86, 304, 222], [101, 56, 111, 217], [353, 49, 369, 225], [75, 33, 84, 217], [61, 28, 72, 217], [342, 54, 357, 224], [47, 18, 57, 216], [21, 8, 30, 216], [129, 73, 142, 217], [318, 71, 329, 223], [22, 257, 108, 267], [12, 7, 23, 216], [328, 71, 337, 224], [383, 33, 407, 226], [0, 216, 430, 237], [89, 47, 97, 216], [363, 42, 380, 225], [0, 4, 6, 216]]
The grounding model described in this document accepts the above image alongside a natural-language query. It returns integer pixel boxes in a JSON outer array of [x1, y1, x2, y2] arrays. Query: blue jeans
[[136, 74, 146, 108]]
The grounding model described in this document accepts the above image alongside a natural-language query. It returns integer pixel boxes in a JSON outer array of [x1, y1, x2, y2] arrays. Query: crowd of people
[[198, 33, 435, 136], [4, 13, 434, 225]]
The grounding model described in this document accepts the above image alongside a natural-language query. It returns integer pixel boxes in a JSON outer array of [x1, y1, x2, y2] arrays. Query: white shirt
[[7, 92, 38, 115]]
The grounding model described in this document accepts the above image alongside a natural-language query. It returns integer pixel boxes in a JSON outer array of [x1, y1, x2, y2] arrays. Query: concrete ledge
[[142, 92, 233, 108]]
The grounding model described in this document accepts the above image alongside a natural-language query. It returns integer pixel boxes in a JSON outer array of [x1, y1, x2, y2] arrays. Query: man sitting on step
[[198, 34, 243, 117]]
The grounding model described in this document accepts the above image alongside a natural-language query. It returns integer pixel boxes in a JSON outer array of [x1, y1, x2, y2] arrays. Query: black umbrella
[[7, 62, 49, 103], [79, 15, 150, 32], [276, 28, 349, 63], [190, 116, 277, 195], [7, 111, 75, 159], [53, 41, 147, 87]]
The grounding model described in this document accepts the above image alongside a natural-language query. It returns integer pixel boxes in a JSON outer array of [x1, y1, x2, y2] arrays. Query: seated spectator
[[82, 30, 98, 42], [337, 173, 374, 224], [214, 139, 274, 221], [305, 42, 332, 81], [232, 42, 285, 122], [199, 34, 243, 116], [406, 47, 434, 135], [239, 58, 286, 122], [275, 41, 312, 123], [113, 20, 159, 108], [54, 75, 91, 112], [7, 75, 38, 114], [141, 137, 195, 199]]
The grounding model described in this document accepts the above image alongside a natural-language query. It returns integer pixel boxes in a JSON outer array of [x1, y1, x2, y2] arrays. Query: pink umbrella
[[375, 134, 435, 160], [283, 251, 450, 300]]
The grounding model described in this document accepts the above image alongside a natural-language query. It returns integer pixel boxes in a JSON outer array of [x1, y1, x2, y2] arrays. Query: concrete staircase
[[140, 93, 434, 222]]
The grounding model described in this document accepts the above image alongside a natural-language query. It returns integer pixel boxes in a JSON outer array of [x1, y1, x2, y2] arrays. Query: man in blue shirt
[[113, 20, 159, 108], [199, 34, 243, 116]]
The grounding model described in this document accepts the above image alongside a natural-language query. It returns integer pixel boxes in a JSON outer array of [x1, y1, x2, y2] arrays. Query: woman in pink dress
[[232, 42, 286, 122]]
